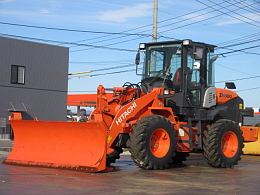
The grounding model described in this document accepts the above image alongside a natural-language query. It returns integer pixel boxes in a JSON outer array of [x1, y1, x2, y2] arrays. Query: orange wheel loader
[[3, 40, 258, 172]]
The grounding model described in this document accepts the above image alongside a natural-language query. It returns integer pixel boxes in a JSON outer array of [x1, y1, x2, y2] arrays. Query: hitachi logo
[[115, 102, 137, 125]]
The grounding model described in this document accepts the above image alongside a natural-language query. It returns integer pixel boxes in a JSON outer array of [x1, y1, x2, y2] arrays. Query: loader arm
[[106, 87, 176, 149]]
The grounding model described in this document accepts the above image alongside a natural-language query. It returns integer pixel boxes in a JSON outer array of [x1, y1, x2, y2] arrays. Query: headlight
[[183, 39, 192, 45], [139, 43, 146, 50]]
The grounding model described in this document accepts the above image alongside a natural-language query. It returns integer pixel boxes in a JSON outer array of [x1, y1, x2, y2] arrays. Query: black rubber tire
[[203, 119, 244, 168], [106, 147, 123, 165], [129, 115, 177, 170], [171, 152, 190, 164]]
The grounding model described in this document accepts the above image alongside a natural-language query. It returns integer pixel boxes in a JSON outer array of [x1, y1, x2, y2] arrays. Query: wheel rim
[[150, 128, 170, 158], [221, 131, 238, 158]]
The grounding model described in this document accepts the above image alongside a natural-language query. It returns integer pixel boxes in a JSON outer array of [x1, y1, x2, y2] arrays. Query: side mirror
[[193, 47, 203, 60], [135, 52, 143, 76], [225, 82, 236, 89], [135, 52, 140, 65]]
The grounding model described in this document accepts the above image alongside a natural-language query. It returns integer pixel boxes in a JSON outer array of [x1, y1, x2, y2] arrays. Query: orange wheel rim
[[150, 128, 170, 158], [221, 131, 238, 158]]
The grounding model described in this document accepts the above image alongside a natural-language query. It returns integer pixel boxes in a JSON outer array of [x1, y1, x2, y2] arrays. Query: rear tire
[[129, 115, 177, 170], [203, 119, 244, 168]]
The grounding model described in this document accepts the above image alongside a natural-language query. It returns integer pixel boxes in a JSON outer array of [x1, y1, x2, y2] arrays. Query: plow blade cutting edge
[[3, 120, 107, 172]]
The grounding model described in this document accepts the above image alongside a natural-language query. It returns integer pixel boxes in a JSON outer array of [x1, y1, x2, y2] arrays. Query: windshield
[[142, 44, 182, 80]]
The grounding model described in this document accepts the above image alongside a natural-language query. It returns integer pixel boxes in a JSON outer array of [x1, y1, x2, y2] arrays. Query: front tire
[[129, 115, 177, 170], [203, 119, 244, 168]]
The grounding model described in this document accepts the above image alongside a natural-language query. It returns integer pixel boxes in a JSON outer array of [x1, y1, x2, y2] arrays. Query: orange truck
[[3, 40, 258, 172]]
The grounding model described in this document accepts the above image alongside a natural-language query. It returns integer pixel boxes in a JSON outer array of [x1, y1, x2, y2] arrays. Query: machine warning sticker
[[107, 135, 112, 143], [179, 128, 185, 136]]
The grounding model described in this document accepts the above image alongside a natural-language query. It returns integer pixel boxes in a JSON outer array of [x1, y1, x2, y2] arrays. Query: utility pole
[[151, 0, 158, 76], [152, 0, 158, 42]]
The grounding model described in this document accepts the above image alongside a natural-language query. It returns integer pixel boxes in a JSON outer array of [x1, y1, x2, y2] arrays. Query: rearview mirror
[[135, 52, 140, 65], [193, 47, 203, 60], [225, 82, 236, 89]]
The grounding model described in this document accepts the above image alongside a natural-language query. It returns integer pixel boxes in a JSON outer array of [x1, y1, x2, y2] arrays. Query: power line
[[66, 25, 152, 48], [216, 36, 260, 56], [216, 63, 255, 76], [69, 69, 136, 79], [70, 35, 143, 53], [0, 21, 151, 53], [197, 0, 260, 28], [0, 33, 137, 52], [215, 31, 260, 56], [2, 1, 241, 54], [236, 86, 260, 92], [2, 0, 257, 54], [0, 21, 151, 37], [157, 0, 251, 34], [2, 1, 258, 57], [69, 63, 135, 76], [66, 5, 211, 48], [69, 2, 237, 52], [216, 75, 260, 84], [92, 68, 136, 77], [68, 3, 231, 51], [217, 32, 260, 46], [227, 0, 260, 17], [70, 3, 221, 50], [69, 59, 134, 65], [218, 38, 260, 49], [91, 64, 135, 72], [68, 71, 92, 76], [208, 0, 260, 25], [218, 44, 260, 55], [68, 62, 138, 79]]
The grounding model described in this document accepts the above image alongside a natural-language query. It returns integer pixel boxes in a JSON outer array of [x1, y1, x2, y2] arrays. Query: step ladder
[[180, 118, 202, 149]]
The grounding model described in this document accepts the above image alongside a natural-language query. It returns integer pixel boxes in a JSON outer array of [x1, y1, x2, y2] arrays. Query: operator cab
[[136, 39, 217, 112]]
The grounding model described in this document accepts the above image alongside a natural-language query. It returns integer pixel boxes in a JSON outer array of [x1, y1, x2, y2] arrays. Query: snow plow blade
[[3, 120, 107, 172]]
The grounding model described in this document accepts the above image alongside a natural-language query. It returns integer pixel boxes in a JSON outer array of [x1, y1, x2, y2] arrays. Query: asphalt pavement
[[1, 150, 260, 195]]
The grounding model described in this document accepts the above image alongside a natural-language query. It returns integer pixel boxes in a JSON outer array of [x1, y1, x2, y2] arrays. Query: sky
[[1, 0, 260, 111]]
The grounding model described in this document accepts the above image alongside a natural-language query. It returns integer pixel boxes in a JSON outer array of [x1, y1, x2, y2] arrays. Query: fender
[[216, 88, 238, 104], [148, 106, 176, 123]]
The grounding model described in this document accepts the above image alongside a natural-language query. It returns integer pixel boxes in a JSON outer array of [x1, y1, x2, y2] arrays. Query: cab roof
[[144, 40, 217, 48]]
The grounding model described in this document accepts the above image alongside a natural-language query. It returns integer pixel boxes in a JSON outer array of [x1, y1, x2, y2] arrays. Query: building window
[[11, 65, 25, 84]]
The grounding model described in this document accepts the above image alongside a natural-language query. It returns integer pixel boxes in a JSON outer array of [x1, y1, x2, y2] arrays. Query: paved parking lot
[[1, 151, 260, 195]]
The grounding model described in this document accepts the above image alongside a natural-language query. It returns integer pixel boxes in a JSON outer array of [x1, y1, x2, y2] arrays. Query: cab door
[[184, 44, 206, 107]]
